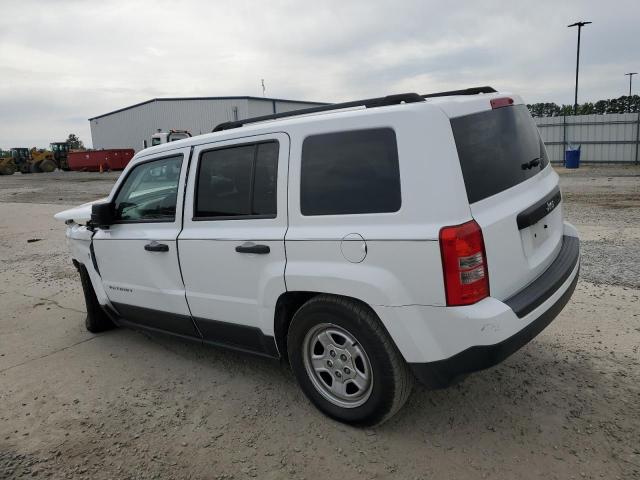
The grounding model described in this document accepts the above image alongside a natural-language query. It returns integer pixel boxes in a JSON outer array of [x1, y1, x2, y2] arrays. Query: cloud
[[0, 0, 638, 148]]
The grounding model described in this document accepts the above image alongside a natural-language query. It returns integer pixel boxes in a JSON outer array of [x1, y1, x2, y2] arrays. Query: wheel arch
[[273, 291, 387, 361]]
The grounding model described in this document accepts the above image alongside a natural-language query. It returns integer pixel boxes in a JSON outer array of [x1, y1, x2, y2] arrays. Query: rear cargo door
[[450, 104, 564, 300]]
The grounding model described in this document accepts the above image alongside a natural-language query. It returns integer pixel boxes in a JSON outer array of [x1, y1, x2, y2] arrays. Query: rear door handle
[[144, 241, 169, 252], [235, 242, 270, 254]]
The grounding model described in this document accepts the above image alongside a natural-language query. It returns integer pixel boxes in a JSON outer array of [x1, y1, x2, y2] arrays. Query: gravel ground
[[0, 165, 638, 480], [559, 165, 640, 288], [0, 171, 119, 205]]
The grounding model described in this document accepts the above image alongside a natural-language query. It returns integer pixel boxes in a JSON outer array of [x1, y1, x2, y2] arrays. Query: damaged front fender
[[65, 223, 112, 309]]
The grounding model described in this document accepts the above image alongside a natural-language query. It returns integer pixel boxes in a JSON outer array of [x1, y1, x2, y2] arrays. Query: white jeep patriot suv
[[56, 87, 580, 425]]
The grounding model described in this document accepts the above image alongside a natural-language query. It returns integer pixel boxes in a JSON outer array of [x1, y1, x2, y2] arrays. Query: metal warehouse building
[[89, 96, 326, 152]]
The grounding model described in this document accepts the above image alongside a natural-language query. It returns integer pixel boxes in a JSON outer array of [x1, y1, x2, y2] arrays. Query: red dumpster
[[68, 149, 134, 172]]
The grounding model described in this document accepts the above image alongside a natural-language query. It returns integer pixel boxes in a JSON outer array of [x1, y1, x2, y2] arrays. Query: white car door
[[93, 148, 198, 337], [178, 133, 289, 355]]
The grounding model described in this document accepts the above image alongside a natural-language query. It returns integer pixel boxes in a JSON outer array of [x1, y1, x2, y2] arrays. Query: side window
[[195, 141, 279, 219], [113, 155, 183, 222], [300, 128, 401, 216]]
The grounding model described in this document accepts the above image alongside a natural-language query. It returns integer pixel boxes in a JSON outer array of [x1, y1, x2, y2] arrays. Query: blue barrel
[[565, 148, 581, 168]]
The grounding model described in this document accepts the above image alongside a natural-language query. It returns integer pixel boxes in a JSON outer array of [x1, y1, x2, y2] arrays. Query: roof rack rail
[[422, 86, 496, 99], [212, 93, 424, 132], [211, 86, 497, 132]]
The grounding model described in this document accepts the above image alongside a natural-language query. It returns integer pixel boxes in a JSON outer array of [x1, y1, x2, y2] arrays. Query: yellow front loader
[[29, 148, 57, 173], [0, 151, 16, 175]]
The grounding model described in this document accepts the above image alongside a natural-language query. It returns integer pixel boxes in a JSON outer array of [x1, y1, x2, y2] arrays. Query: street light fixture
[[624, 72, 637, 113], [568, 21, 592, 116]]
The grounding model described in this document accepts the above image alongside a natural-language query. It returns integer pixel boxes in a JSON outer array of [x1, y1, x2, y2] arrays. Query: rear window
[[450, 105, 549, 203], [195, 141, 278, 219], [300, 128, 401, 216]]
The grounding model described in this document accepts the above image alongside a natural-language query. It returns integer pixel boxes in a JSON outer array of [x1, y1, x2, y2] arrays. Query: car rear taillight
[[439, 220, 489, 306]]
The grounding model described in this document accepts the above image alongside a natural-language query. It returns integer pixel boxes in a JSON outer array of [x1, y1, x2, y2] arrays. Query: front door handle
[[144, 241, 169, 252], [235, 242, 270, 254]]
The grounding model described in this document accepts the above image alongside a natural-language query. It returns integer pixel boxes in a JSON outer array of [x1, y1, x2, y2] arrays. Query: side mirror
[[91, 202, 114, 228]]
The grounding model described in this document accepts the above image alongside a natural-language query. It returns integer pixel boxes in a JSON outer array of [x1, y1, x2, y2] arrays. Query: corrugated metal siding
[[248, 98, 276, 116], [90, 101, 156, 152], [91, 99, 250, 152], [535, 113, 639, 163], [247, 98, 326, 116], [91, 98, 324, 152], [274, 100, 322, 113], [152, 99, 250, 137]]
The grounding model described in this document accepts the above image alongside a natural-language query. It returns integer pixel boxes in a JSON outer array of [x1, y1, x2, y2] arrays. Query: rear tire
[[287, 295, 413, 426], [75, 263, 115, 333]]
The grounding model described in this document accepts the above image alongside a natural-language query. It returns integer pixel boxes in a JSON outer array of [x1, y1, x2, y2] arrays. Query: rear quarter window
[[300, 128, 401, 216]]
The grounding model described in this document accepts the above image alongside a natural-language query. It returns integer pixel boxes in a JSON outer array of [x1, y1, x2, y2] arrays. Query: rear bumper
[[408, 233, 580, 388], [504, 235, 579, 318]]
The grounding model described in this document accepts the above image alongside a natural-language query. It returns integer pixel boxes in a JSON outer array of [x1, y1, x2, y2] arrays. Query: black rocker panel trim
[[109, 302, 278, 357], [194, 317, 279, 357], [111, 302, 200, 337]]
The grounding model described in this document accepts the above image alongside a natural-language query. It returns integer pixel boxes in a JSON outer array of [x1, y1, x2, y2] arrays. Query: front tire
[[287, 295, 413, 426], [38, 159, 57, 173]]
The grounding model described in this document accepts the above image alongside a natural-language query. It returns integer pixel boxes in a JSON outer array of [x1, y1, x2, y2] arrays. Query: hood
[[54, 197, 108, 224]]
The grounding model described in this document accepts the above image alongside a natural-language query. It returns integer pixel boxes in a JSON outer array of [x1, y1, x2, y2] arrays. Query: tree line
[[65, 133, 85, 149], [527, 95, 640, 117]]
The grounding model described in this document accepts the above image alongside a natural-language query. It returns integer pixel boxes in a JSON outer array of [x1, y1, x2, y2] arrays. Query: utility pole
[[624, 72, 637, 113], [568, 21, 592, 116]]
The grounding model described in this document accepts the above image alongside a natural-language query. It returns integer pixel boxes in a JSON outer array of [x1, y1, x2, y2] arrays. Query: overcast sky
[[1, 0, 638, 148]]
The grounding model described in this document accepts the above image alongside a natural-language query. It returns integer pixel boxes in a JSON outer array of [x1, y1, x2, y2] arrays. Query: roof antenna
[[261, 78, 265, 97]]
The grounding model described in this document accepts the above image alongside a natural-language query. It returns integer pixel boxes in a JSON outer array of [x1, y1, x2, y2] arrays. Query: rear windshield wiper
[[521, 157, 541, 170]]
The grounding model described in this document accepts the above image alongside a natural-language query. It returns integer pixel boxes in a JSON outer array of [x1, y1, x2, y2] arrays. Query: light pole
[[568, 21, 592, 116], [624, 72, 637, 113]]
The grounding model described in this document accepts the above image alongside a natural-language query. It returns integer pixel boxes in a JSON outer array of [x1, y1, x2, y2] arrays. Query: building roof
[[88, 96, 328, 121]]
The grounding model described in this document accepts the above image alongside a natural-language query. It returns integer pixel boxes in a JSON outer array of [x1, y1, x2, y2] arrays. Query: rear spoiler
[[422, 86, 497, 99]]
